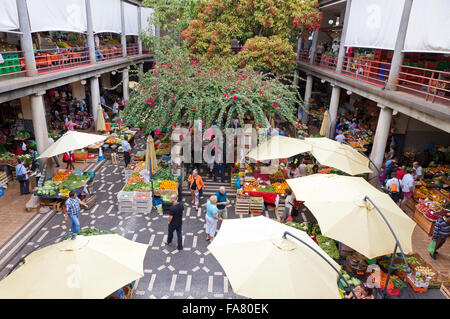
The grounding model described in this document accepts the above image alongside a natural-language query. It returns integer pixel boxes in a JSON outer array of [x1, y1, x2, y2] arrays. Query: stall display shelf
[[235, 197, 249, 215], [413, 208, 436, 236], [118, 203, 135, 214]]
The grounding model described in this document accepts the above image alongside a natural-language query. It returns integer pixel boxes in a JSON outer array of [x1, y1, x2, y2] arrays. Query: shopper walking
[[400, 169, 416, 210], [121, 136, 132, 168], [215, 186, 230, 219], [112, 98, 120, 117], [15, 158, 30, 195], [429, 214, 450, 260], [205, 195, 223, 242], [188, 169, 205, 210], [64, 191, 88, 236], [282, 189, 294, 223], [166, 194, 184, 250], [64, 151, 75, 170], [385, 172, 402, 204]]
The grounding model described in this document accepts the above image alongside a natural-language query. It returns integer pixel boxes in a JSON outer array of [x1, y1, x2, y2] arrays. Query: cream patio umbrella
[[319, 110, 329, 137], [286, 174, 416, 259], [208, 216, 344, 299], [246, 135, 311, 161], [38, 131, 107, 159], [96, 106, 106, 132], [305, 137, 372, 175], [0, 234, 148, 299]]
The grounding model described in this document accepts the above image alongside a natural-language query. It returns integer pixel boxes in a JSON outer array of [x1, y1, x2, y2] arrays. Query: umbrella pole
[[6, 232, 72, 276], [363, 196, 412, 297], [282, 231, 357, 299], [147, 136, 154, 205]]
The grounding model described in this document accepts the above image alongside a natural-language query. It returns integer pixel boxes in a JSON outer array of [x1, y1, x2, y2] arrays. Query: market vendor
[[412, 161, 423, 180], [345, 284, 374, 299]]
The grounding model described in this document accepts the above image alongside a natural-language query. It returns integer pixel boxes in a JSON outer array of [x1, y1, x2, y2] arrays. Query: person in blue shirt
[[15, 158, 30, 195], [215, 186, 230, 219], [64, 191, 88, 236], [205, 195, 222, 242]]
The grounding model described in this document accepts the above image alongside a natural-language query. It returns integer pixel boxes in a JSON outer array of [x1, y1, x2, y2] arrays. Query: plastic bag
[[427, 240, 436, 255], [235, 177, 241, 189]]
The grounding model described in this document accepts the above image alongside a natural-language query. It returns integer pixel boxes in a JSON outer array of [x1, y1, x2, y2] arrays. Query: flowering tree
[[180, 0, 321, 74], [123, 48, 301, 133]]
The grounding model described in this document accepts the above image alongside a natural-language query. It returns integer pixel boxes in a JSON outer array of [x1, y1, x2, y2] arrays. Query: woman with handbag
[[188, 169, 205, 210], [15, 158, 30, 195]]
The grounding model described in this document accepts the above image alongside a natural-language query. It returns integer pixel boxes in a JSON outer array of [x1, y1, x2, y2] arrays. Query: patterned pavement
[[0, 136, 445, 299]]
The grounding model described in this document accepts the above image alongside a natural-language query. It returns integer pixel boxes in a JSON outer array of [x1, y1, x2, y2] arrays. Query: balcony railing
[[397, 65, 450, 104], [35, 47, 90, 74], [341, 56, 391, 87], [127, 44, 139, 56], [0, 51, 26, 78], [99, 45, 124, 61], [298, 49, 309, 63], [313, 53, 338, 71]]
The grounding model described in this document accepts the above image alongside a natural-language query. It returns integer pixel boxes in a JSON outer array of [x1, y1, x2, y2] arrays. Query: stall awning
[[26, 0, 87, 33], [140, 7, 156, 35], [124, 2, 139, 35], [403, 0, 450, 54], [344, 0, 405, 50], [91, 0, 122, 34], [0, 0, 19, 32]]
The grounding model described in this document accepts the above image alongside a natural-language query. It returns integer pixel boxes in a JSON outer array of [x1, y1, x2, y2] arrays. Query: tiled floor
[[0, 155, 91, 246]]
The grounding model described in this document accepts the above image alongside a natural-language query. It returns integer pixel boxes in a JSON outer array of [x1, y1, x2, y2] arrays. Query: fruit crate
[[117, 191, 135, 203], [134, 191, 152, 203], [406, 273, 429, 293], [249, 197, 264, 214], [440, 282, 450, 299], [135, 205, 152, 215], [235, 197, 249, 215]]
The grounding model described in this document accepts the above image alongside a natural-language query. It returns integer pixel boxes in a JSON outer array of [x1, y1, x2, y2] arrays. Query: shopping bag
[[427, 240, 436, 255]]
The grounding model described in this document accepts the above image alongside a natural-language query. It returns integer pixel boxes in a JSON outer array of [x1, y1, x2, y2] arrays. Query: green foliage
[[122, 46, 302, 133], [180, 0, 321, 74]]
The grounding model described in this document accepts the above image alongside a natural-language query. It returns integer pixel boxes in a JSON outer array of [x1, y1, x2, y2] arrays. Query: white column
[[30, 92, 49, 157], [16, 0, 37, 76], [336, 0, 352, 73], [386, 0, 413, 90], [85, 0, 96, 64], [309, 29, 319, 65], [326, 85, 341, 138], [369, 105, 393, 183], [120, 0, 127, 57], [302, 74, 313, 124], [122, 67, 130, 101], [90, 75, 101, 126], [137, 6, 143, 55]]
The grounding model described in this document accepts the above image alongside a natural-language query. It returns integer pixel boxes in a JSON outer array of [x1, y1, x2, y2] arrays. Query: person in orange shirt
[[188, 169, 205, 210]]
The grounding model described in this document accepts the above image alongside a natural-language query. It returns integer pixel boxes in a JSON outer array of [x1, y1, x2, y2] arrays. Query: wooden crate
[[406, 198, 417, 211], [40, 198, 63, 213], [440, 282, 450, 299], [85, 195, 97, 209], [413, 209, 436, 236], [0, 172, 12, 185], [235, 197, 249, 214]]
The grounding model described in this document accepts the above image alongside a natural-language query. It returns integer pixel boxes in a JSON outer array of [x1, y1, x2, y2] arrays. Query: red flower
[[224, 93, 230, 98], [242, 116, 245, 119], [260, 91, 264, 95], [273, 102, 279, 108], [233, 95, 237, 100], [193, 106, 197, 110], [123, 100, 128, 105], [173, 123, 177, 128], [242, 75, 247, 78], [154, 72, 158, 76], [258, 124, 262, 128], [201, 121, 205, 125], [176, 104, 180, 108], [245, 101, 249, 105]]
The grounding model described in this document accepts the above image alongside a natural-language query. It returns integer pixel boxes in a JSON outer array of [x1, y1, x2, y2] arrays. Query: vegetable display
[[123, 181, 152, 192], [316, 235, 340, 259]]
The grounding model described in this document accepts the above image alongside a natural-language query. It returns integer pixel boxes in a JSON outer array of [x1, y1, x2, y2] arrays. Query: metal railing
[[313, 53, 338, 71], [0, 50, 26, 78], [127, 44, 139, 56], [35, 47, 90, 74], [297, 49, 310, 63], [397, 65, 450, 105], [99, 45, 124, 61], [340, 56, 391, 87]]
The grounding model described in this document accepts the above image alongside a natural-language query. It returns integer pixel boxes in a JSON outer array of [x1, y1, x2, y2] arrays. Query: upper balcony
[[297, 50, 450, 107], [0, 44, 148, 80]]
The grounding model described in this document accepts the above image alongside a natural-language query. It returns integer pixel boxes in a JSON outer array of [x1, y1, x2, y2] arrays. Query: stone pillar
[[302, 74, 313, 124], [20, 96, 33, 120], [327, 85, 341, 138], [335, 0, 352, 73], [30, 92, 49, 165], [137, 6, 143, 55], [85, 0, 96, 64], [122, 67, 130, 101], [90, 75, 101, 126], [386, 0, 413, 90], [101, 72, 111, 89], [309, 29, 319, 65], [120, 0, 127, 57], [16, 0, 37, 77], [369, 105, 393, 183]]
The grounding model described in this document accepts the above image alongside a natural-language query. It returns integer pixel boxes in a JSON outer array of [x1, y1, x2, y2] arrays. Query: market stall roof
[[208, 216, 342, 299], [305, 137, 372, 176], [0, 234, 148, 299], [286, 174, 416, 259], [38, 131, 107, 159], [246, 135, 311, 161]]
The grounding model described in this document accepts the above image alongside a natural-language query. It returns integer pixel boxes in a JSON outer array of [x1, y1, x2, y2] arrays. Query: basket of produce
[[256, 185, 276, 193], [159, 180, 178, 190], [123, 181, 152, 192]]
